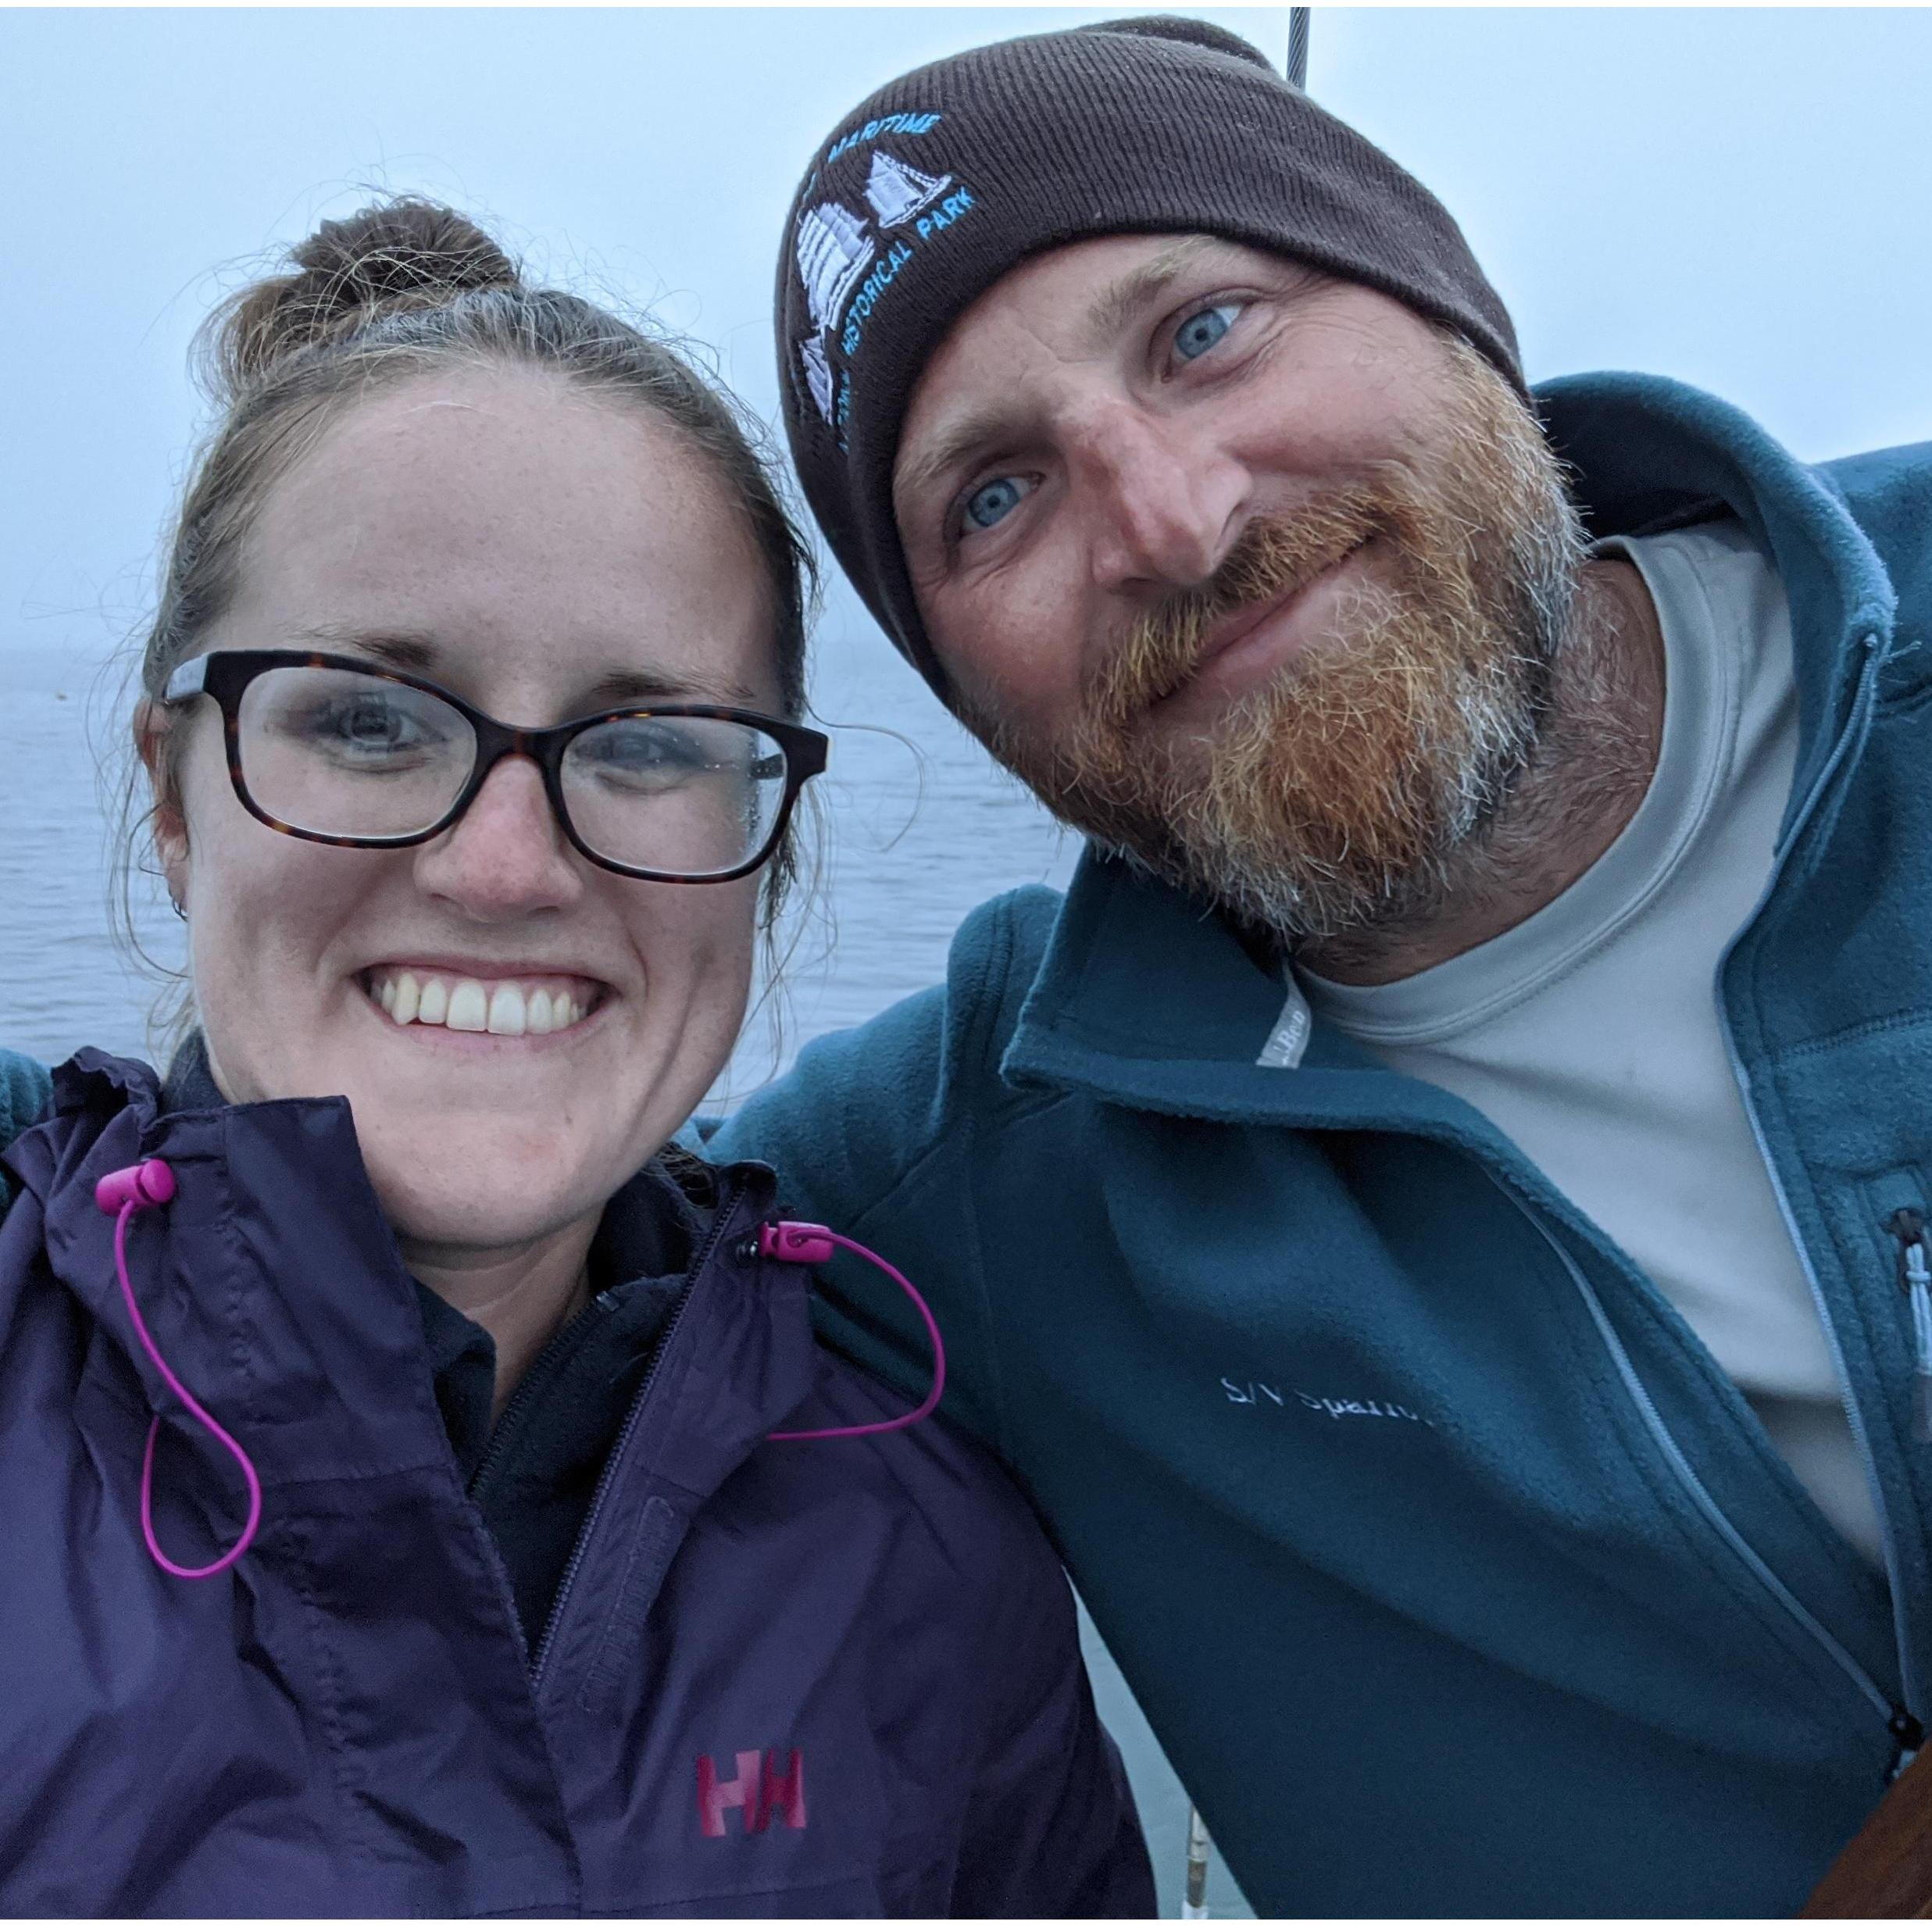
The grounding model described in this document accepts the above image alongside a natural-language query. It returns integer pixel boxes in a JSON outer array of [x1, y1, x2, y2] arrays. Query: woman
[[0, 199, 1152, 1916]]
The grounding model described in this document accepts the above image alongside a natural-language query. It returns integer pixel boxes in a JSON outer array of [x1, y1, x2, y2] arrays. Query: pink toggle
[[759, 1221, 947, 1443], [95, 1159, 262, 1580], [756, 1220, 836, 1267], [94, 1157, 177, 1216]]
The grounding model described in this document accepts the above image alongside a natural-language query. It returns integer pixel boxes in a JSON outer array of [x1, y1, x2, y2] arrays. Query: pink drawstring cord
[[87, 1179, 923, 1567], [95, 1160, 262, 1580], [759, 1223, 947, 1442]]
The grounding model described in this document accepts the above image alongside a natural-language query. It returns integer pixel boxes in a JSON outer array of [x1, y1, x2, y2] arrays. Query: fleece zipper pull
[[1890, 1705, 1926, 1781], [1888, 1209, 1932, 1445]]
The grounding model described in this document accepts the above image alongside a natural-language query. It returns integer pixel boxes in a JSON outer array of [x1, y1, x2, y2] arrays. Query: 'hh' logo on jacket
[[697, 1750, 808, 1837]]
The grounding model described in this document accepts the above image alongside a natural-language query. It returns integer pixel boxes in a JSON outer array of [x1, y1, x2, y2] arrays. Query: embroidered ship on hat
[[798, 333, 836, 424], [795, 201, 876, 334], [863, 151, 953, 229]]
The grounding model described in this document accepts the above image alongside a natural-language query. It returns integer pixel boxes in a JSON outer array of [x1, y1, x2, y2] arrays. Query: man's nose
[[1070, 403, 1247, 591], [412, 754, 584, 917]]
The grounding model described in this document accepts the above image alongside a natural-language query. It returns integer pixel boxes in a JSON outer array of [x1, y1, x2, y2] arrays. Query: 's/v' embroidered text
[[1223, 1378, 1434, 1427]]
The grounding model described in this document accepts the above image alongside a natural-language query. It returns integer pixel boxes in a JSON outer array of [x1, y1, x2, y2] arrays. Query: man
[[712, 14, 1932, 1913]]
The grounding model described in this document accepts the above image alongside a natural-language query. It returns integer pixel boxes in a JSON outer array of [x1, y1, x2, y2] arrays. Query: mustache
[[1091, 495, 1385, 727]]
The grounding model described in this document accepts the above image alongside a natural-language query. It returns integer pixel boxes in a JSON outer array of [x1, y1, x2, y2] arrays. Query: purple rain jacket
[[0, 1051, 1153, 1916]]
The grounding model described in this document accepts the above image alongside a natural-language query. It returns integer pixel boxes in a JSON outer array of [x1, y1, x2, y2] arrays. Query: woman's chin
[[356, 1121, 627, 1259]]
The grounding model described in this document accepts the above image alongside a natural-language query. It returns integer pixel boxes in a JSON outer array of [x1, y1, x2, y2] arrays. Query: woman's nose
[[1073, 405, 1248, 591], [411, 755, 584, 916]]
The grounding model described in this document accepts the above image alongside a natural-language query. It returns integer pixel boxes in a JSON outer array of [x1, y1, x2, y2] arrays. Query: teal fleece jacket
[[709, 374, 1932, 1916]]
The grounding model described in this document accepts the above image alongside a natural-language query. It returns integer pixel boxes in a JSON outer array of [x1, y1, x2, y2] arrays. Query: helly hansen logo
[[697, 1750, 807, 1837]]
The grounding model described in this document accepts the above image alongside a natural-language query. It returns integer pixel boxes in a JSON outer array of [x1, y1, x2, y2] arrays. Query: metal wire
[[1287, 6, 1312, 87], [1184, 1805, 1213, 1918]]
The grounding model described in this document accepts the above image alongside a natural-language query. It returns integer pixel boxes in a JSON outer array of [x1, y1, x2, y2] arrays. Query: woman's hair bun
[[208, 196, 523, 397]]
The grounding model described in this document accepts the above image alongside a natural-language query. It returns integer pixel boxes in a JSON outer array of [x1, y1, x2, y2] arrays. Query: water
[[0, 623, 1252, 1916], [0, 622, 1082, 1080]]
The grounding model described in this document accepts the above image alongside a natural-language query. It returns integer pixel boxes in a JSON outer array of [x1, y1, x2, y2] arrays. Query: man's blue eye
[[1174, 303, 1238, 362], [964, 477, 1027, 532]]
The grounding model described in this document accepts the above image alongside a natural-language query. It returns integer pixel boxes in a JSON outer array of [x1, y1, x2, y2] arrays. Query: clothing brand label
[[1256, 973, 1312, 1070], [1223, 1378, 1434, 1427], [697, 1749, 808, 1837]]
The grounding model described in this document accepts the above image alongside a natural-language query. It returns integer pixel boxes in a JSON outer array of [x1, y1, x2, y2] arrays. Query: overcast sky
[[6, 5, 1932, 671]]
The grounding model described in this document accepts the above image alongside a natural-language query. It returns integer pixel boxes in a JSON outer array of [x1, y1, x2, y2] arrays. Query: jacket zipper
[[528, 1177, 747, 1690], [1519, 1195, 1920, 1766], [1722, 1023, 1916, 1728], [1710, 633, 1922, 1743], [1887, 1209, 1932, 1447], [466, 1290, 616, 1504]]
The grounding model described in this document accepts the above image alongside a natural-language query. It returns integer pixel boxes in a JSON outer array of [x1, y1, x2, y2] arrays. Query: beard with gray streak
[[966, 337, 1591, 944]]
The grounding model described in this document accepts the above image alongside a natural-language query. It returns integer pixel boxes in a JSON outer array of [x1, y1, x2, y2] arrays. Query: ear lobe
[[133, 698, 191, 901]]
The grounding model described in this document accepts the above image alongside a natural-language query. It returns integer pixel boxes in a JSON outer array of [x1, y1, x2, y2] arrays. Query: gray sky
[[5, 5, 1932, 667]]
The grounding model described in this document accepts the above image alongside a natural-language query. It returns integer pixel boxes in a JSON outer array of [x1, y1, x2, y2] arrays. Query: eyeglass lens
[[235, 664, 790, 877]]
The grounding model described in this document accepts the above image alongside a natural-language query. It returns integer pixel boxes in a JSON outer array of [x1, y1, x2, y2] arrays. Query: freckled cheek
[[177, 759, 390, 1091]]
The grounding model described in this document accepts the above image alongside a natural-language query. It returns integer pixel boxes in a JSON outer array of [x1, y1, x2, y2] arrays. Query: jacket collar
[[5, 1050, 813, 1500], [1003, 373, 1899, 1120], [1534, 371, 1895, 832]]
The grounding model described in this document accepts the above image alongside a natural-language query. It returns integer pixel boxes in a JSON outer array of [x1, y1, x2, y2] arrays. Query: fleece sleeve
[[0, 1051, 54, 1218]]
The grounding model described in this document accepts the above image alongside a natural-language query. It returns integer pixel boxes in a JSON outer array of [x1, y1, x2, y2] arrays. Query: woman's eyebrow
[[577, 665, 761, 709], [292, 625, 441, 673], [290, 628, 759, 709]]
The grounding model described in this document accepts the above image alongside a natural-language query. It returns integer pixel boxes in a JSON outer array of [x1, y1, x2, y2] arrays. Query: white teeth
[[446, 980, 489, 1032], [370, 971, 590, 1036]]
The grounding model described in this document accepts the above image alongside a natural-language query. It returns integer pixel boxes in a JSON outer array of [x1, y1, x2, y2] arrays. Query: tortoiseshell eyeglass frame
[[161, 648, 828, 884]]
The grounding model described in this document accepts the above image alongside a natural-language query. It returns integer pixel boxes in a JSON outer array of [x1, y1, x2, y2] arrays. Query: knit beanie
[[775, 13, 1522, 691]]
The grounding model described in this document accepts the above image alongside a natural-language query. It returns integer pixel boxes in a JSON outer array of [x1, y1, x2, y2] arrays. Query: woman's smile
[[359, 964, 609, 1038]]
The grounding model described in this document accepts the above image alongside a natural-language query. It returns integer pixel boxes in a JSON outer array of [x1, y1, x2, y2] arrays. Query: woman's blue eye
[[1174, 303, 1238, 362], [963, 476, 1027, 532]]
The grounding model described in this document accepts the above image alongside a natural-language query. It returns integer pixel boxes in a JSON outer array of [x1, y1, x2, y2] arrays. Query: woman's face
[[154, 365, 779, 1255]]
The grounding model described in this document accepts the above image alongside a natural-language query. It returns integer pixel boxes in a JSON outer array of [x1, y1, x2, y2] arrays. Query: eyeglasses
[[162, 650, 828, 884]]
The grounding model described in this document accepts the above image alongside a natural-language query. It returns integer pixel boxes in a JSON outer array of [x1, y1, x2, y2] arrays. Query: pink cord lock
[[94, 1157, 176, 1216], [757, 1221, 836, 1267], [95, 1159, 262, 1580], [758, 1220, 947, 1443]]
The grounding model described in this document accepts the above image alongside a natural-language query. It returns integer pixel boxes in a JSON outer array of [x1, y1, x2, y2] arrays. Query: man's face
[[891, 233, 1584, 939]]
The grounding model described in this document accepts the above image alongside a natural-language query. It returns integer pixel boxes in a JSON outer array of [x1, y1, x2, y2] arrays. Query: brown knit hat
[[776, 14, 1522, 692]]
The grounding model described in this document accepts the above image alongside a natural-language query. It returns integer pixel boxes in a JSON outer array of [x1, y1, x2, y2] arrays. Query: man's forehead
[[951, 231, 1226, 359], [894, 232, 1299, 502]]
